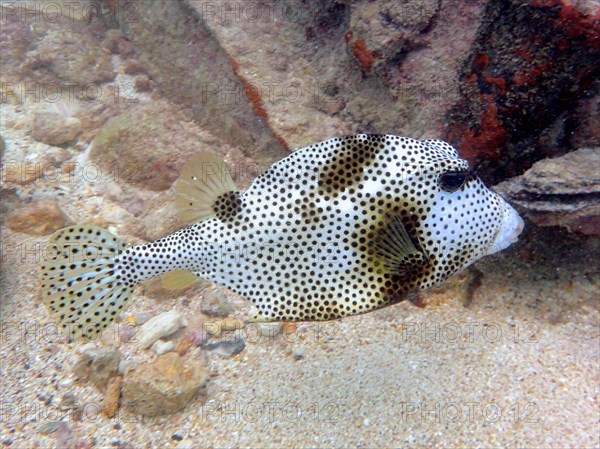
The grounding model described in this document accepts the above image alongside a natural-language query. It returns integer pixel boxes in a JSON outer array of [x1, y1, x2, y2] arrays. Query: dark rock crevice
[[447, 0, 600, 184]]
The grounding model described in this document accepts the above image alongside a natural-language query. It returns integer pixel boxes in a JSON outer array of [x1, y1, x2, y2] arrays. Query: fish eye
[[439, 170, 467, 192]]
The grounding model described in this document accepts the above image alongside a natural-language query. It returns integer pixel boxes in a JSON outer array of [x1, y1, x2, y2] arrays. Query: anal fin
[[161, 269, 199, 290]]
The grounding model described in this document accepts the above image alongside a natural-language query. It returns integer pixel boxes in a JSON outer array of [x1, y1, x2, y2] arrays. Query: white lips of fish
[[40, 134, 524, 340], [486, 202, 525, 255]]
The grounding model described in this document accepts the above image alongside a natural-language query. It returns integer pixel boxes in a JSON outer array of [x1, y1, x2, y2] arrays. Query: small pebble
[[258, 323, 282, 338], [118, 359, 138, 375], [135, 75, 151, 92], [7, 199, 72, 236], [177, 336, 193, 356], [75, 342, 96, 353], [121, 353, 209, 417], [152, 340, 175, 355], [283, 323, 298, 334], [118, 324, 138, 344], [203, 338, 246, 358], [138, 310, 185, 349], [102, 375, 122, 418], [204, 323, 222, 337], [221, 318, 244, 331], [134, 312, 153, 326], [57, 378, 73, 389], [200, 290, 233, 317], [189, 329, 208, 347], [31, 110, 81, 145], [292, 344, 305, 360], [123, 59, 144, 74]]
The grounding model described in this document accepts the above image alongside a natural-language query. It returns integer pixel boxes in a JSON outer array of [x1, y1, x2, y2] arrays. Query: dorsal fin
[[374, 214, 426, 276], [175, 152, 239, 224], [161, 269, 199, 290]]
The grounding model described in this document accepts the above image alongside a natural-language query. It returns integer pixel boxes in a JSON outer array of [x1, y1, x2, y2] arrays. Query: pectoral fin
[[374, 214, 426, 276]]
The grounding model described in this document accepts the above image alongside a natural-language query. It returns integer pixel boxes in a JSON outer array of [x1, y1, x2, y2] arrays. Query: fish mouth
[[486, 202, 525, 256]]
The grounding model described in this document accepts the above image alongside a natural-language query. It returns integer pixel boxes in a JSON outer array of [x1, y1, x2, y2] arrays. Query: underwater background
[[0, 0, 598, 448]]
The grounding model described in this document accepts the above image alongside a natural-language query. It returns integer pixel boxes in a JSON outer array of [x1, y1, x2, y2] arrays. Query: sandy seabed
[[1, 218, 598, 448]]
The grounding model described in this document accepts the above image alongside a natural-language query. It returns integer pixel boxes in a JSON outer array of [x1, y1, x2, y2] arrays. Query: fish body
[[41, 134, 523, 339]]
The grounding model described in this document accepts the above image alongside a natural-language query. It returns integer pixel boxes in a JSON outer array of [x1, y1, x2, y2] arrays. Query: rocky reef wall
[[2, 0, 598, 237]]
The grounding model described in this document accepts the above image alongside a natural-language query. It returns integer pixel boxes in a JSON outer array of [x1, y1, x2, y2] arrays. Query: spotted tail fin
[[40, 225, 134, 341]]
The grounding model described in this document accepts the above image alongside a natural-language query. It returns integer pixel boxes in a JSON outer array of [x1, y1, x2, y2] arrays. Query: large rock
[[343, 0, 486, 139], [496, 148, 600, 236], [1, 1, 114, 86], [189, 0, 356, 148], [447, 0, 600, 182], [121, 353, 209, 416], [115, 0, 288, 166], [73, 347, 122, 391], [89, 100, 229, 191], [189, 0, 598, 186], [26, 25, 115, 86], [7, 199, 72, 235], [32, 110, 81, 145], [185, 0, 488, 149], [0, 2, 128, 145]]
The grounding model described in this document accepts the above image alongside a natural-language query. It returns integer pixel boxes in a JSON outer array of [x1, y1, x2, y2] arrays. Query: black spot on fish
[[318, 135, 381, 195], [214, 191, 242, 221]]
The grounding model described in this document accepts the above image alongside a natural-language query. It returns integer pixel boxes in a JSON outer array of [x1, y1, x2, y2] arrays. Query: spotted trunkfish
[[40, 134, 524, 340]]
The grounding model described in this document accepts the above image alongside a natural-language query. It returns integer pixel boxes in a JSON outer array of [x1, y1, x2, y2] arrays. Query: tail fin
[[40, 225, 134, 341]]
